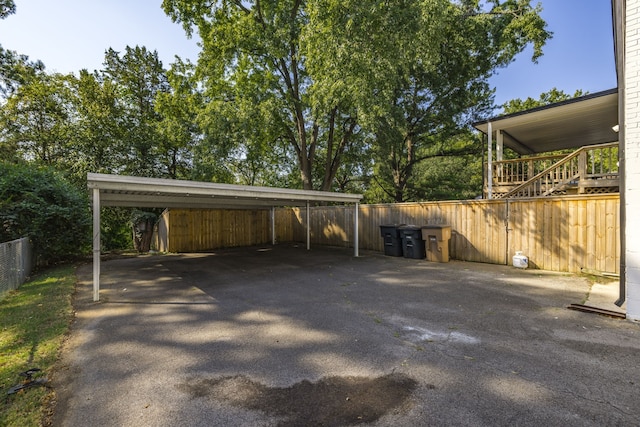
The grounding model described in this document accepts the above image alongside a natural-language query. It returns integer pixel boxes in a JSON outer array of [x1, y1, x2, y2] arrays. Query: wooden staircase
[[485, 142, 619, 199]]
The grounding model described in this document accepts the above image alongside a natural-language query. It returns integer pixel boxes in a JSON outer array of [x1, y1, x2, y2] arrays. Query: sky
[[0, 0, 617, 108], [489, 0, 617, 105]]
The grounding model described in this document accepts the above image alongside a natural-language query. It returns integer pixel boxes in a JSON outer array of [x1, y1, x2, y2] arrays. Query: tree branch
[[233, 0, 251, 15]]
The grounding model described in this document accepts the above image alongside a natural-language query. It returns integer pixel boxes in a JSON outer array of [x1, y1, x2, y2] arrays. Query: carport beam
[[92, 188, 101, 302]]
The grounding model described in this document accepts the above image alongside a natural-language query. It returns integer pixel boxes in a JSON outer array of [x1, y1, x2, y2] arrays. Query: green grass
[[0, 265, 76, 427]]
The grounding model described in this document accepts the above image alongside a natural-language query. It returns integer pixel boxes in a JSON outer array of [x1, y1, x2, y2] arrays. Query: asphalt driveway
[[52, 245, 640, 426]]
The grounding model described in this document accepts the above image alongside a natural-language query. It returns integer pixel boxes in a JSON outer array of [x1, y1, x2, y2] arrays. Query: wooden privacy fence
[[295, 194, 620, 274], [153, 194, 620, 275]]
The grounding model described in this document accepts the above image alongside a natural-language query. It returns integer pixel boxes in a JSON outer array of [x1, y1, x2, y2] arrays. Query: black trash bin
[[379, 224, 404, 257], [399, 225, 426, 259]]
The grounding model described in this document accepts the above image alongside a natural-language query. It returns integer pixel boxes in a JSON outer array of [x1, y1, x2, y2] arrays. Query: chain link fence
[[0, 237, 35, 298]]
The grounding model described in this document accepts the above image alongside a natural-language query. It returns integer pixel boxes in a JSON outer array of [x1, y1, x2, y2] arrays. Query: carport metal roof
[[87, 172, 363, 209], [87, 173, 363, 301], [473, 88, 619, 154]]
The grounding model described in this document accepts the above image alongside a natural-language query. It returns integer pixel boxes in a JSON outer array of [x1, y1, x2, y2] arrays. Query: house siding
[[625, 0, 640, 320]]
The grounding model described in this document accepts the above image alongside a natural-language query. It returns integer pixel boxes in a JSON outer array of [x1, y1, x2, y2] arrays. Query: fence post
[[578, 150, 587, 193], [527, 158, 534, 181]]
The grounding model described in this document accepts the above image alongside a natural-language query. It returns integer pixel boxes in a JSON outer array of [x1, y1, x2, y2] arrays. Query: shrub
[[0, 162, 91, 263]]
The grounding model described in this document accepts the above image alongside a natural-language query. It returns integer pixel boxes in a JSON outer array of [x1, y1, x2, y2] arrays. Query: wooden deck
[[485, 142, 619, 198]]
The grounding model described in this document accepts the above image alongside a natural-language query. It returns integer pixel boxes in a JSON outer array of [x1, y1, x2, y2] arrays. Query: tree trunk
[[133, 218, 154, 253]]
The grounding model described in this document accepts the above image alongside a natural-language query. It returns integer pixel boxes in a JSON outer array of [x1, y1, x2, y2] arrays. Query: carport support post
[[92, 188, 101, 302], [270, 206, 276, 245], [354, 202, 359, 257], [306, 200, 310, 250]]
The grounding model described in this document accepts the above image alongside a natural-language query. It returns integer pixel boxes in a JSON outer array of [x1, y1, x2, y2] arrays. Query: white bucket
[[512, 251, 528, 269]]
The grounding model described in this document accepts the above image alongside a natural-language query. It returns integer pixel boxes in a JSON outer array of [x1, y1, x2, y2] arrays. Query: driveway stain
[[178, 373, 419, 426]]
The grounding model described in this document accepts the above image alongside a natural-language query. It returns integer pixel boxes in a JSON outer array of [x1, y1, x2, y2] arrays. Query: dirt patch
[[178, 373, 419, 426]]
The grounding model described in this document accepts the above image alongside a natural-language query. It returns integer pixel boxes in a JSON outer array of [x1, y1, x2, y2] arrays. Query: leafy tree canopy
[[162, 0, 551, 194], [0, 0, 45, 98], [0, 72, 76, 164], [502, 88, 585, 114], [0, 0, 15, 18]]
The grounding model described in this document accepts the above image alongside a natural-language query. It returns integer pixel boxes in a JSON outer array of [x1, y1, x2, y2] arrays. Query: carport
[[87, 173, 363, 301]]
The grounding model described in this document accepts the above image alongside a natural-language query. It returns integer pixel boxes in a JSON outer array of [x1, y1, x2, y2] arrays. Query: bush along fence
[[152, 194, 620, 276], [0, 237, 35, 297]]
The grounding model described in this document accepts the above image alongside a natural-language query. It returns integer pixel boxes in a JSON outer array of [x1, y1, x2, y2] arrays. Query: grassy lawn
[[0, 265, 76, 427]]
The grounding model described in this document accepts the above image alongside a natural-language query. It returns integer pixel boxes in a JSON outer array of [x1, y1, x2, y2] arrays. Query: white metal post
[[92, 188, 101, 302], [271, 206, 276, 245], [496, 129, 503, 180], [354, 202, 359, 257], [306, 201, 310, 250], [487, 121, 493, 199]]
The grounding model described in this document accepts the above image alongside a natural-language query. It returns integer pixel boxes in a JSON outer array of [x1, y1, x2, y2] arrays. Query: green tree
[[0, 47, 45, 99], [410, 134, 484, 201], [163, 0, 550, 194], [163, 0, 371, 191], [0, 72, 76, 165], [0, 162, 90, 262], [502, 88, 585, 114], [71, 48, 175, 250], [0, 0, 45, 159], [0, 0, 15, 18], [0, 0, 44, 98], [101, 46, 170, 177], [363, 0, 550, 202], [331, 135, 372, 196], [155, 58, 201, 179], [68, 50, 196, 182], [65, 70, 127, 185]]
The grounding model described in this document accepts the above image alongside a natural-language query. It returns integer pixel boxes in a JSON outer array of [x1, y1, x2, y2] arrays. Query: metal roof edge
[[86, 173, 363, 203], [472, 87, 619, 131]]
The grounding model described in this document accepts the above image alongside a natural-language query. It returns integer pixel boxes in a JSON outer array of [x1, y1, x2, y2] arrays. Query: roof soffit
[[474, 89, 619, 154]]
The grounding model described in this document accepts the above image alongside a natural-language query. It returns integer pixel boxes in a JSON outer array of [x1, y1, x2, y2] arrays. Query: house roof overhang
[[473, 88, 619, 154], [87, 173, 363, 209]]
